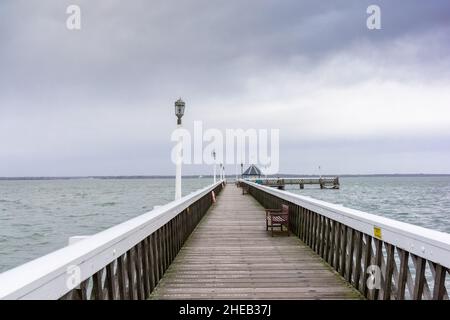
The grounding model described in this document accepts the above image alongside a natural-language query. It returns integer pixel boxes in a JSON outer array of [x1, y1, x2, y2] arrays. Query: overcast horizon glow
[[1, 0, 450, 177]]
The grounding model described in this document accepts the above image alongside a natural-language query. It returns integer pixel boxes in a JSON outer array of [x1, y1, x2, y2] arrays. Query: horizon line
[[1, 173, 450, 180]]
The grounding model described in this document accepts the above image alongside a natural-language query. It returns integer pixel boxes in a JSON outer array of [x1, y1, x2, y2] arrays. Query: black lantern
[[174, 98, 185, 125]]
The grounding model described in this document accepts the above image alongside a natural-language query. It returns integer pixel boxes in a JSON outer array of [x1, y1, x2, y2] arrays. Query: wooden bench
[[265, 204, 290, 236], [242, 184, 249, 195]]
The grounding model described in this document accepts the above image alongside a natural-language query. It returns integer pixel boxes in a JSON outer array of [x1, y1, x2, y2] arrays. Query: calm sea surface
[[1, 176, 449, 273]]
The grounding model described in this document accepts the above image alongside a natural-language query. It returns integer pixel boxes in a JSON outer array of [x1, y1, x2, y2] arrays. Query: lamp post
[[219, 163, 223, 181], [174, 98, 185, 200], [212, 150, 216, 183]]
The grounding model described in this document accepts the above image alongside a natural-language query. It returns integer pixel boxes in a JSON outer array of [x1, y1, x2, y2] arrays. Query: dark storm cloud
[[1, 0, 449, 105], [1, 1, 450, 176]]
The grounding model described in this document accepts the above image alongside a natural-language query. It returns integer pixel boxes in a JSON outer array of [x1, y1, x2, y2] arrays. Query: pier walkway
[[1, 180, 448, 300], [150, 185, 361, 299]]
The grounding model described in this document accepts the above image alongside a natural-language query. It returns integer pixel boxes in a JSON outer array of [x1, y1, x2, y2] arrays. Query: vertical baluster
[[160, 226, 167, 273], [137, 243, 146, 299], [76, 280, 88, 300], [396, 248, 409, 300], [127, 248, 138, 300], [334, 223, 342, 270], [161, 226, 167, 272], [171, 218, 176, 261], [322, 218, 329, 260], [309, 210, 312, 246], [175, 215, 180, 252], [314, 214, 320, 253], [106, 262, 117, 300], [291, 206, 295, 235], [327, 220, 335, 265], [301, 208, 306, 242], [179, 213, 183, 249], [143, 237, 154, 295], [172, 219, 177, 259], [166, 223, 172, 265], [311, 213, 317, 251], [304, 208, 309, 243], [353, 231, 363, 289], [339, 225, 348, 277], [156, 228, 163, 276], [319, 216, 326, 258], [412, 255, 426, 300], [117, 255, 128, 299], [432, 264, 447, 300], [302, 208, 307, 243], [362, 235, 372, 298], [308, 211, 313, 247], [382, 243, 395, 300], [371, 239, 383, 300], [315, 214, 320, 253], [345, 228, 354, 282], [151, 232, 160, 284], [92, 269, 104, 300]]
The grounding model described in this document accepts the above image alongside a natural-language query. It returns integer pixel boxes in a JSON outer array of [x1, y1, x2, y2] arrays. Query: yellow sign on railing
[[373, 226, 382, 239]]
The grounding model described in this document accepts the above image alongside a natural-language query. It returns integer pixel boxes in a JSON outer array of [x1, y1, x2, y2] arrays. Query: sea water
[[0, 176, 449, 273]]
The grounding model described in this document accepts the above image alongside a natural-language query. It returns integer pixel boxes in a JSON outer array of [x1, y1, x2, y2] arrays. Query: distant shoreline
[[1, 174, 450, 181]]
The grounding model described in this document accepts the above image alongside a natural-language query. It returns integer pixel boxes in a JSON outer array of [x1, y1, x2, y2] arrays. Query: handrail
[[241, 180, 450, 268], [0, 180, 224, 300], [240, 179, 450, 300]]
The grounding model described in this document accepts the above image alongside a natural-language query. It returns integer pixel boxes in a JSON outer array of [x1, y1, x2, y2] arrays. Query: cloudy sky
[[1, 0, 450, 176]]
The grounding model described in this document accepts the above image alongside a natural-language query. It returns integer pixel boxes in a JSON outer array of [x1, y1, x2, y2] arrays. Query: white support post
[[175, 124, 182, 200]]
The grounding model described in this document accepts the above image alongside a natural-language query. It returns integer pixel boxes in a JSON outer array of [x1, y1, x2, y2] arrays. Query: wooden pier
[[150, 185, 361, 299], [251, 177, 340, 189], [1, 179, 449, 300]]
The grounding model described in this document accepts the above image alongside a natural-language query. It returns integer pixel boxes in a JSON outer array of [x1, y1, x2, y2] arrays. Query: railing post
[[383, 243, 395, 300], [412, 255, 426, 300], [345, 228, 354, 283], [432, 264, 447, 300], [353, 231, 363, 290], [362, 234, 372, 298], [340, 225, 348, 277]]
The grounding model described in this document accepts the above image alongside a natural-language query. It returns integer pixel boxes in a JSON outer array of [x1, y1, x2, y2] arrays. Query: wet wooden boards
[[150, 185, 362, 300]]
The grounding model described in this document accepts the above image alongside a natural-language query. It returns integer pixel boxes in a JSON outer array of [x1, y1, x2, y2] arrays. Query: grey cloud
[[1, 1, 450, 176]]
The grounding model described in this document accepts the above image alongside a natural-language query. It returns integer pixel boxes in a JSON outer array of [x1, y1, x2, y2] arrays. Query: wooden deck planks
[[150, 185, 362, 300]]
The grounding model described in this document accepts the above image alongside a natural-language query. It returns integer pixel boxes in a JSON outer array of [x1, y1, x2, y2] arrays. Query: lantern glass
[[175, 99, 185, 118]]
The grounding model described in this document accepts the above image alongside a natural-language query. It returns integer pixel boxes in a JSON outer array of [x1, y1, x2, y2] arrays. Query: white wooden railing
[[241, 180, 450, 300], [0, 181, 224, 300]]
